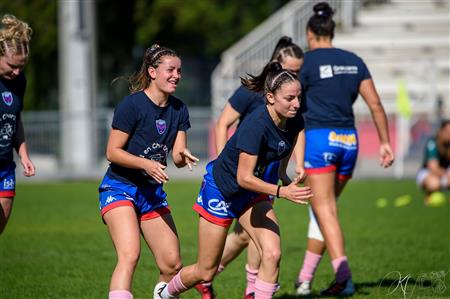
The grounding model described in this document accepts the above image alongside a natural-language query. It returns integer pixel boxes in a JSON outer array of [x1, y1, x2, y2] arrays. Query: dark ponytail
[[270, 36, 304, 63], [241, 61, 297, 95], [307, 2, 335, 39]]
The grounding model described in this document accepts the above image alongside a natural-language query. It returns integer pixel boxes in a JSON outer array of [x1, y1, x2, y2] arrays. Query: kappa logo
[[319, 65, 333, 79], [277, 140, 286, 155], [3, 178, 14, 190], [207, 198, 230, 216], [155, 119, 167, 135], [1, 92, 13, 106], [105, 195, 116, 204]]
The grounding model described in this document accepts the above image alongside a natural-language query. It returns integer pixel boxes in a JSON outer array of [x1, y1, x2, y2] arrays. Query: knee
[[423, 176, 440, 192], [117, 249, 140, 268], [196, 265, 219, 283], [160, 260, 183, 277], [260, 246, 281, 266]]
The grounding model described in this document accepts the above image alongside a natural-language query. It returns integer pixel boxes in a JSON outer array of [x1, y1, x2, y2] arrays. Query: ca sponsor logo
[[319, 65, 333, 79], [3, 178, 14, 189], [207, 198, 230, 216]]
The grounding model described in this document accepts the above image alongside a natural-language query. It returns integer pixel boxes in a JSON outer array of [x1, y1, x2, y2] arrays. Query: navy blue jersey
[[106, 91, 190, 185], [300, 48, 371, 129], [228, 85, 265, 124], [0, 73, 25, 162], [213, 105, 304, 198]]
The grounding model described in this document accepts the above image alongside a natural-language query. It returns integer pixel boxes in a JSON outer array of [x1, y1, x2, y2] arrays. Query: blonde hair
[[0, 14, 32, 57]]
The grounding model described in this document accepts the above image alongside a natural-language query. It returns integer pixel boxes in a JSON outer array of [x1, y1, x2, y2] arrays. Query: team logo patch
[[155, 119, 166, 135], [1, 92, 13, 106], [277, 140, 286, 155]]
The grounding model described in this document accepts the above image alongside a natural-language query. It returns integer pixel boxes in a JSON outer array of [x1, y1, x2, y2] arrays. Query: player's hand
[[20, 157, 35, 177], [143, 160, 169, 184], [295, 166, 307, 183], [379, 142, 394, 168], [279, 176, 312, 205], [180, 148, 199, 171]]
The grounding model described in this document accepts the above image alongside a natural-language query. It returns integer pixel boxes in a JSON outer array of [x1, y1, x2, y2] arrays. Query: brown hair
[[0, 14, 32, 57], [128, 44, 179, 93]]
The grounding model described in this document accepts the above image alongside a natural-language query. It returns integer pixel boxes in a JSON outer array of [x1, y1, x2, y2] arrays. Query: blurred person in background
[[293, 2, 394, 296], [98, 44, 199, 299], [155, 61, 312, 299], [416, 120, 450, 206], [0, 14, 35, 235], [195, 36, 304, 299]]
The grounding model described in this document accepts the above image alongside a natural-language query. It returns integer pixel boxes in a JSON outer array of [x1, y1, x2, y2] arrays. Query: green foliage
[[0, 179, 449, 298]]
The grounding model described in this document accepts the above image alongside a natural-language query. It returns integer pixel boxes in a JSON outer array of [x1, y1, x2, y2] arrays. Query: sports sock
[[167, 271, 188, 296], [298, 250, 322, 283], [331, 256, 351, 283], [245, 264, 259, 295], [109, 290, 133, 299], [254, 278, 278, 299]]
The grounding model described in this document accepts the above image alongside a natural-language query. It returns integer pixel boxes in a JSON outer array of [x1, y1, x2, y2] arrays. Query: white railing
[[211, 0, 359, 118]]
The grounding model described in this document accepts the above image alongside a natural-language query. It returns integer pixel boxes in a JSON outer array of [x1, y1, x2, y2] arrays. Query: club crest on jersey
[[277, 140, 286, 155], [1, 92, 13, 106], [155, 119, 166, 135]]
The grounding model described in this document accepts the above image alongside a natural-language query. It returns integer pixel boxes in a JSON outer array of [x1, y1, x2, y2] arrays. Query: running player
[[98, 44, 199, 299], [195, 36, 304, 299], [155, 61, 312, 299], [293, 2, 394, 296], [0, 14, 35, 235]]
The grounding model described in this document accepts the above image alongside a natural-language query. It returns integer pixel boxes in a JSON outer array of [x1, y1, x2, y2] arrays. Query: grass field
[[0, 179, 448, 299]]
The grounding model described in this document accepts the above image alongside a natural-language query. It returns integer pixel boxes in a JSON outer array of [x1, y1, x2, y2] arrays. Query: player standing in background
[[416, 120, 450, 205], [0, 14, 35, 235], [155, 61, 312, 299], [195, 36, 304, 299], [98, 45, 199, 299], [293, 2, 394, 296]]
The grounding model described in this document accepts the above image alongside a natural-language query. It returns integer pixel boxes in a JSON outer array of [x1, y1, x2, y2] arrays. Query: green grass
[[0, 179, 448, 298]]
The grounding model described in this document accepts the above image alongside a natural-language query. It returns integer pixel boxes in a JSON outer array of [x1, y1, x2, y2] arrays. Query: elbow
[[237, 173, 253, 189], [105, 148, 114, 163]]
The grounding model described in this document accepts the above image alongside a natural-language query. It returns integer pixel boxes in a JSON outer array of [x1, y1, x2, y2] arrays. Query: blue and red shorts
[[193, 161, 272, 227], [98, 175, 170, 221], [0, 161, 16, 197], [304, 128, 358, 181]]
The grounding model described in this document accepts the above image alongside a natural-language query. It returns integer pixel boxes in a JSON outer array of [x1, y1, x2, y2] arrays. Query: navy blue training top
[[300, 48, 371, 129], [0, 73, 25, 163], [228, 85, 265, 124], [213, 105, 304, 198], [106, 91, 190, 185]]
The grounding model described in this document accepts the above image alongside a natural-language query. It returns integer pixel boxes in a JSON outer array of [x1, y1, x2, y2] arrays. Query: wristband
[[276, 185, 281, 198]]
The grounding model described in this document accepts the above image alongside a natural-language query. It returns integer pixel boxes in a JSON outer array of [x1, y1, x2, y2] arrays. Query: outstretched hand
[[279, 175, 312, 205], [181, 148, 199, 171]]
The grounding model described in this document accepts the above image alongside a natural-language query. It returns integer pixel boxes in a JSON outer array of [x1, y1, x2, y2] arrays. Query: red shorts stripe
[[101, 200, 134, 217], [305, 165, 337, 175], [139, 206, 171, 221], [0, 190, 15, 197], [193, 203, 233, 227], [337, 173, 352, 182]]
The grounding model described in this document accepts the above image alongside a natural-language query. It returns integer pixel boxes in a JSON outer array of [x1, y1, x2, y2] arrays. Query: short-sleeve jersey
[[300, 48, 371, 129], [106, 91, 191, 185], [213, 105, 304, 198], [0, 73, 25, 162], [228, 85, 265, 124], [422, 137, 450, 169]]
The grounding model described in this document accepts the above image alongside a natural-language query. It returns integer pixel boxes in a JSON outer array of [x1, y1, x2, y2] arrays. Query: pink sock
[[109, 290, 133, 299], [332, 256, 351, 283], [245, 264, 259, 295], [167, 271, 188, 296], [298, 250, 322, 282], [203, 264, 225, 287], [254, 278, 278, 299]]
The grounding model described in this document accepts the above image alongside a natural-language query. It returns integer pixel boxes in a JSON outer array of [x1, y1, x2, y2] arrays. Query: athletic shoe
[[194, 283, 216, 299], [243, 292, 255, 299], [153, 282, 168, 299], [320, 278, 355, 297], [294, 280, 312, 296]]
